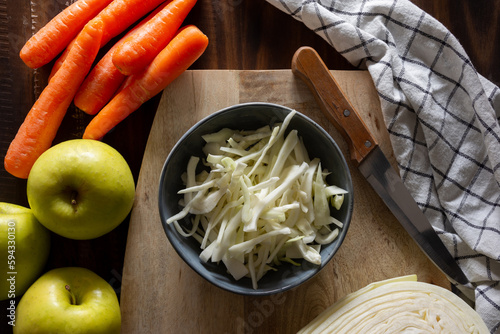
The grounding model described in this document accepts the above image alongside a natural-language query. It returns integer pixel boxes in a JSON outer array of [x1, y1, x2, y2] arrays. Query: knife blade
[[291, 46, 468, 285]]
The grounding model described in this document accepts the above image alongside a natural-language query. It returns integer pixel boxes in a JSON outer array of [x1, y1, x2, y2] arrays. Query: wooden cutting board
[[120, 70, 449, 333]]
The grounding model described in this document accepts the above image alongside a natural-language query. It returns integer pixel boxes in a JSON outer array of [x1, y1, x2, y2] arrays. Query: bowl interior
[[158, 102, 353, 296]]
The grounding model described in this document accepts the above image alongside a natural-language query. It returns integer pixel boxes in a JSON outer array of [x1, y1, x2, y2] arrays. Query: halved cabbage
[[298, 275, 489, 334]]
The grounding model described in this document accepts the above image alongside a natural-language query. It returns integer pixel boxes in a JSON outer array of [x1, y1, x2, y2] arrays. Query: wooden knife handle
[[291, 46, 377, 165]]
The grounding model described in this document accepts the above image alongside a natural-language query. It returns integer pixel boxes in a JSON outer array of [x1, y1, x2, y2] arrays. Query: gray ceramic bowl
[[158, 102, 353, 296]]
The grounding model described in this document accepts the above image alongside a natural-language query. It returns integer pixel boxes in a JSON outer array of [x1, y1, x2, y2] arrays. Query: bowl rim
[[158, 102, 354, 296]]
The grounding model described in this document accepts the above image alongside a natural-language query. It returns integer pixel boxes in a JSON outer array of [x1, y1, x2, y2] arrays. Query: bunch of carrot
[[5, 0, 208, 179]]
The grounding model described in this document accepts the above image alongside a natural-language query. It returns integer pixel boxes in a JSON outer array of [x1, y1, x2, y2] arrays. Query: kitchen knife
[[291, 46, 469, 285]]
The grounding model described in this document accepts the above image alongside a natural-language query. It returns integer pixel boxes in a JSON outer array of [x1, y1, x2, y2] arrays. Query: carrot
[[72, 47, 125, 116], [20, 0, 113, 69], [74, 1, 171, 115], [83, 25, 208, 140], [112, 0, 197, 75], [48, 38, 76, 82], [5, 19, 104, 179], [95, 0, 170, 47]]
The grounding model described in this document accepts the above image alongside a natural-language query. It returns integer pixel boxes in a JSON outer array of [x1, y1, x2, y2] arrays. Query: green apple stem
[[65, 285, 77, 305], [71, 191, 78, 212]]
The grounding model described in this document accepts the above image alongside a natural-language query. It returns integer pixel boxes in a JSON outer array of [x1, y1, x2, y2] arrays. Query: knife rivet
[[365, 140, 372, 148], [343, 109, 350, 117]]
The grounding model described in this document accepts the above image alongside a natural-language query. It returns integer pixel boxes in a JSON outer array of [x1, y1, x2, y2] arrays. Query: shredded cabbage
[[167, 110, 348, 289]]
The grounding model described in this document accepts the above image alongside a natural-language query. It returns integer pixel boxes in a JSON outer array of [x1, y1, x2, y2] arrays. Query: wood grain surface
[[120, 69, 450, 333], [1, 0, 499, 333]]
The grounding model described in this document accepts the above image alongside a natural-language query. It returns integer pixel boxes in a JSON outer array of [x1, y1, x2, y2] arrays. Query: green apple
[[14, 266, 121, 333], [0, 202, 50, 301], [27, 139, 135, 240]]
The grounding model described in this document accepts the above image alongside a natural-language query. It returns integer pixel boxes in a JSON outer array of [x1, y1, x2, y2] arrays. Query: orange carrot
[[20, 0, 113, 69], [83, 25, 208, 140], [48, 38, 76, 82], [95, 0, 170, 47], [74, 1, 170, 115], [112, 0, 197, 75], [5, 19, 104, 179], [72, 48, 125, 116]]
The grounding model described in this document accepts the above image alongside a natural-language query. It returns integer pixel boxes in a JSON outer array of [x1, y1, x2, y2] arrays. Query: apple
[[14, 266, 121, 333], [0, 202, 50, 301], [27, 139, 135, 240]]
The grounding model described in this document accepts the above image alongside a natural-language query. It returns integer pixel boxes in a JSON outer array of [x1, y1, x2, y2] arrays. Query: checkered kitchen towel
[[265, 0, 500, 332]]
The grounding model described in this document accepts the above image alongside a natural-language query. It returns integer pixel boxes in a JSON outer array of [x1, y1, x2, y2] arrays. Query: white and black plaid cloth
[[266, 0, 500, 331]]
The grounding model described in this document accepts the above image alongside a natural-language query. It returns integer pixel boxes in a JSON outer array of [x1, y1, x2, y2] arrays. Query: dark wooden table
[[1, 0, 499, 332]]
